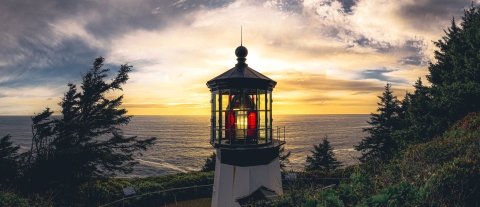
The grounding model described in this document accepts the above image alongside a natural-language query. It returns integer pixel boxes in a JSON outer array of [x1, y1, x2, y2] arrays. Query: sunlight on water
[[0, 114, 370, 177]]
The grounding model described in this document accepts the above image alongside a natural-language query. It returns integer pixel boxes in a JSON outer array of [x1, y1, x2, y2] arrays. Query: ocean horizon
[[0, 114, 370, 177]]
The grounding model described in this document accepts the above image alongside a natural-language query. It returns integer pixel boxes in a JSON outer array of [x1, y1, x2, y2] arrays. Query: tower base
[[211, 147, 283, 207]]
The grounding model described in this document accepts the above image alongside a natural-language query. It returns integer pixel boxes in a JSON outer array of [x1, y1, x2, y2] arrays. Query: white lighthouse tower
[[206, 45, 285, 207]]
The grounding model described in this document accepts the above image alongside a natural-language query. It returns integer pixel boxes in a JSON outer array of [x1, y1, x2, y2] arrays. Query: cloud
[[122, 103, 205, 108], [355, 68, 409, 84], [400, 0, 471, 31], [350, 91, 372, 95], [337, 0, 357, 13], [0, 0, 236, 87], [273, 69, 384, 91], [0, 0, 477, 114]]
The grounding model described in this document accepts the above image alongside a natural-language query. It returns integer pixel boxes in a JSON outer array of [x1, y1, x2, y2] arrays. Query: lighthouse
[[206, 45, 285, 207]]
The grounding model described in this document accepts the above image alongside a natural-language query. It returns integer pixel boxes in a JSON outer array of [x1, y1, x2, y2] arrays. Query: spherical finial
[[235, 46, 248, 58]]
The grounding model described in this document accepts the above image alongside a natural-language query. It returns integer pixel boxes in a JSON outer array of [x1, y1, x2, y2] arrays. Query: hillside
[[270, 112, 480, 207]]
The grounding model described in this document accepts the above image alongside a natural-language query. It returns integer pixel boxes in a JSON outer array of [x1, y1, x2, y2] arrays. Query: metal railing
[[99, 184, 213, 207], [209, 126, 286, 147], [275, 126, 286, 146]]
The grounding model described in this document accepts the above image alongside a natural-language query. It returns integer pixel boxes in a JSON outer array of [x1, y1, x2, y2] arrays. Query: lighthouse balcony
[[209, 126, 286, 148]]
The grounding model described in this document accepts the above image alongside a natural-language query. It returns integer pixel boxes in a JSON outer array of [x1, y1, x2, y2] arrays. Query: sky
[[0, 0, 478, 115]]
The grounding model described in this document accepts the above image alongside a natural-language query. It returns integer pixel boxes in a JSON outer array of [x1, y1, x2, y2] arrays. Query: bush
[[425, 157, 480, 206], [75, 171, 214, 206], [0, 190, 54, 207]]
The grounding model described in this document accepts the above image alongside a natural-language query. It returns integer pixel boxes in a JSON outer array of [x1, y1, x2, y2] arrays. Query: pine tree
[[355, 83, 401, 162], [407, 5, 480, 142], [201, 152, 216, 172], [305, 135, 342, 172], [405, 78, 438, 143], [279, 146, 291, 171], [0, 135, 20, 184], [22, 57, 156, 193]]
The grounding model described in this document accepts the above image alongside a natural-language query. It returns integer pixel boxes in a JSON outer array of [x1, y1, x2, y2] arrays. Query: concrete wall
[[211, 157, 282, 207]]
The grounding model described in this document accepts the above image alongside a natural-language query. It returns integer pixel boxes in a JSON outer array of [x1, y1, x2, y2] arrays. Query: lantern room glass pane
[[210, 88, 275, 147], [268, 91, 273, 142], [218, 90, 230, 142], [211, 92, 217, 144], [259, 90, 265, 110], [259, 110, 265, 140], [266, 91, 271, 111]]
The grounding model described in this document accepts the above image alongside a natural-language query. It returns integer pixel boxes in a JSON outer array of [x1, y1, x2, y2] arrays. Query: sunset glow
[[1, 0, 478, 115]]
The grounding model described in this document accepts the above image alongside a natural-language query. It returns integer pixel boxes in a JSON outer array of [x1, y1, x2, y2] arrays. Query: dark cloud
[[354, 36, 372, 47], [398, 56, 425, 66], [352, 37, 429, 66], [0, 0, 235, 90], [0, 36, 108, 88], [1, 0, 234, 44], [336, 0, 357, 13], [83, 0, 198, 40], [352, 37, 392, 53], [395, 39, 429, 66], [400, 0, 474, 31], [262, 0, 304, 13], [356, 68, 408, 84]]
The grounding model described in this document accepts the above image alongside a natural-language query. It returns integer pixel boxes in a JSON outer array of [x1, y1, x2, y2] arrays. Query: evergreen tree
[[391, 91, 413, 151], [279, 146, 291, 171], [22, 57, 156, 193], [305, 135, 342, 172], [201, 152, 216, 172], [403, 5, 480, 143], [0, 135, 20, 185], [404, 78, 438, 143], [355, 83, 401, 162]]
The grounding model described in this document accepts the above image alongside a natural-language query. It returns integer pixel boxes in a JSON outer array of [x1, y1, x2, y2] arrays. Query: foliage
[[201, 152, 216, 172], [279, 146, 291, 171], [305, 135, 342, 172], [370, 111, 480, 207], [315, 189, 344, 207], [21, 57, 156, 195], [427, 6, 480, 115], [273, 167, 371, 207], [0, 135, 20, 184], [358, 182, 427, 207], [272, 186, 317, 207], [355, 83, 402, 162], [0, 190, 30, 207], [0, 190, 54, 207], [272, 109, 480, 206], [400, 111, 480, 206], [75, 171, 214, 206], [400, 5, 480, 145]]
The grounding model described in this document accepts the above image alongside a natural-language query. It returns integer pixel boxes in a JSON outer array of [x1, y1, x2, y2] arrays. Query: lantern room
[[206, 45, 278, 147]]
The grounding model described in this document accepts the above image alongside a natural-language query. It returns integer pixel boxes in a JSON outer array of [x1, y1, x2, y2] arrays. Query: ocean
[[0, 114, 370, 177]]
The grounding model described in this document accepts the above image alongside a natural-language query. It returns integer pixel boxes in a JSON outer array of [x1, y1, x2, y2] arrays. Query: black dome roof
[[206, 46, 276, 91]]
